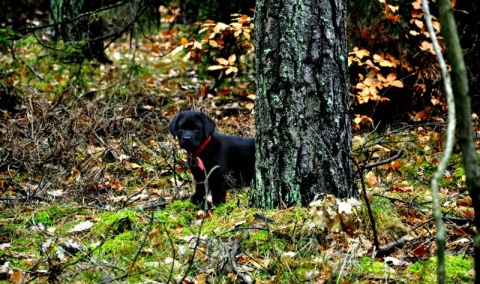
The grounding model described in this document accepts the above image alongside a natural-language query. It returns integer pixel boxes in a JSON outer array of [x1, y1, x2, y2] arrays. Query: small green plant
[[0, 28, 15, 52]]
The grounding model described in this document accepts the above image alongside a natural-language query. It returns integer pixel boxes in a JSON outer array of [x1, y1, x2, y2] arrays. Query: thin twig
[[347, 152, 380, 250]]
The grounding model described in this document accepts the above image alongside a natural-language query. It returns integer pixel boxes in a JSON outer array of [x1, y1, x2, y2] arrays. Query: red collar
[[188, 136, 211, 171], [194, 136, 211, 156]]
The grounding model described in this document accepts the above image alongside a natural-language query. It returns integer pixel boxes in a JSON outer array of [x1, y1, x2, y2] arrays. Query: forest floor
[[0, 25, 475, 283]]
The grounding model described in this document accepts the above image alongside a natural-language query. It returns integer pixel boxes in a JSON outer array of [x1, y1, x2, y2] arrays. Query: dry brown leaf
[[365, 171, 379, 187]]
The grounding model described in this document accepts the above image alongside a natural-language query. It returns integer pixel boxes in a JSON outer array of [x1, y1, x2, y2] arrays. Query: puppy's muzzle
[[179, 133, 197, 152]]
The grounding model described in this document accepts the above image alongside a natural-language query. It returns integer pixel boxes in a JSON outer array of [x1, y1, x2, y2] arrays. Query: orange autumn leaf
[[365, 171, 379, 187], [391, 160, 402, 171]]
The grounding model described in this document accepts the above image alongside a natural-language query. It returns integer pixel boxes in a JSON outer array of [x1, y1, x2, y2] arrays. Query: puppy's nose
[[183, 135, 192, 141]]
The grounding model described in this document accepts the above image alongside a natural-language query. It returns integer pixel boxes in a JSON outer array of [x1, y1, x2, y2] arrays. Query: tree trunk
[[438, 0, 480, 281], [456, 0, 480, 113], [50, 0, 146, 63], [251, 0, 355, 209]]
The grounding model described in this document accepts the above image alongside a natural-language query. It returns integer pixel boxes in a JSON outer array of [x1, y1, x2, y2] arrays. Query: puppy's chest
[[188, 152, 233, 177]]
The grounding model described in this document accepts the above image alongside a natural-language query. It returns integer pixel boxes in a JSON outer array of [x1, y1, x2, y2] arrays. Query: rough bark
[[438, 0, 480, 281], [251, 0, 355, 209]]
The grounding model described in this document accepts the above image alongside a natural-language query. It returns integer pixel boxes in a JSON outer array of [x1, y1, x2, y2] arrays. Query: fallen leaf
[[365, 171, 379, 187], [68, 221, 94, 233]]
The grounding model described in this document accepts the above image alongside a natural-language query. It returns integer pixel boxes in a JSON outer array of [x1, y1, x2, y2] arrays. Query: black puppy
[[168, 110, 255, 205]]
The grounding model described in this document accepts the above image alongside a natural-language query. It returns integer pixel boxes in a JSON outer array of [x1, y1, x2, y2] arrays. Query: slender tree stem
[[422, 1, 456, 283]]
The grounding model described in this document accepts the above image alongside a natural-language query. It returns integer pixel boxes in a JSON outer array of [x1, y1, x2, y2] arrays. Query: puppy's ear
[[200, 112, 216, 137], [168, 114, 179, 138]]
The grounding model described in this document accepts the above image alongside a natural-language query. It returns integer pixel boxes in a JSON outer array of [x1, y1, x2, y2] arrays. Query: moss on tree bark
[[251, 0, 355, 209]]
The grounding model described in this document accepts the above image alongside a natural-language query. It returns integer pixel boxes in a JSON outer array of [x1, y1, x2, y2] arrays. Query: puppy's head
[[168, 110, 216, 153]]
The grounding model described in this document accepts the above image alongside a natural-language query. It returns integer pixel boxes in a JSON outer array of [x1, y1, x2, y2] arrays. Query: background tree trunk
[[456, 0, 480, 113], [251, 0, 355, 209], [49, 0, 155, 63], [50, 0, 109, 62], [437, 0, 480, 280]]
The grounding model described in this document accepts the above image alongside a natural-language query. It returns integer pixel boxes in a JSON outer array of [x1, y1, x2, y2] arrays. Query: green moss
[[358, 256, 386, 274], [94, 231, 137, 257], [406, 254, 474, 283], [154, 202, 195, 230], [169, 200, 194, 212], [360, 197, 406, 237], [214, 198, 241, 215], [93, 210, 138, 234], [34, 204, 80, 227]]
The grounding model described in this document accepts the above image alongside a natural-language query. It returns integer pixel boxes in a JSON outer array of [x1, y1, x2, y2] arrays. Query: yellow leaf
[[193, 41, 203, 49], [386, 73, 397, 82], [377, 73, 387, 82], [414, 19, 423, 29], [216, 57, 229, 65], [228, 54, 236, 64], [366, 69, 377, 78], [365, 171, 378, 187], [170, 45, 184, 55], [198, 27, 211, 34], [390, 80, 404, 88], [207, 65, 225, 70], [180, 37, 188, 45], [129, 163, 142, 170], [409, 30, 420, 36], [349, 47, 370, 59], [213, 22, 229, 33], [363, 59, 375, 68], [243, 31, 251, 40], [379, 60, 395, 67], [411, 0, 422, 10], [420, 41, 435, 54], [245, 102, 254, 110], [432, 20, 441, 33], [231, 23, 242, 30], [388, 4, 399, 12], [209, 40, 218, 47], [348, 56, 354, 66], [225, 66, 238, 74]]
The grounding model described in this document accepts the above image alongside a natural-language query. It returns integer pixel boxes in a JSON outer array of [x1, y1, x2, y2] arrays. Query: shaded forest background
[[1, 0, 479, 127]]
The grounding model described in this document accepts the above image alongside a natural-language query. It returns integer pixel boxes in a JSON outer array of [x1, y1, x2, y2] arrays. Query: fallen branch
[[375, 235, 413, 257], [229, 238, 252, 284], [364, 150, 403, 170]]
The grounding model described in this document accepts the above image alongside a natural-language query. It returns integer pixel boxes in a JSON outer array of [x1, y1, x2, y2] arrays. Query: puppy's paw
[[190, 191, 205, 205]]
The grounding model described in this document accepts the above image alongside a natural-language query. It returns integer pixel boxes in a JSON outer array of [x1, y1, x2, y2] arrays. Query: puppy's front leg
[[190, 183, 206, 205], [190, 183, 226, 205]]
